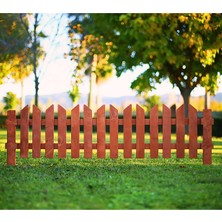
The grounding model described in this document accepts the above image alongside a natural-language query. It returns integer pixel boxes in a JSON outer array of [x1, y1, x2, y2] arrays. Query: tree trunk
[[33, 13, 39, 107], [204, 88, 210, 109], [20, 79, 25, 109], [88, 54, 97, 114], [180, 88, 191, 118], [96, 83, 102, 109]]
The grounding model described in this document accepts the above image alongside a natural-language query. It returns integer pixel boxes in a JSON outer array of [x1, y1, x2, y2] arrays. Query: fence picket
[[203, 109, 213, 165], [136, 105, 145, 158], [189, 105, 198, 158], [176, 104, 185, 158], [150, 105, 159, 158], [45, 105, 54, 158], [58, 105, 66, 158], [32, 105, 41, 158], [110, 105, 118, 158], [84, 105, 92, 158], [6, 110, 16, 165], [97, 105, 106, 158], [20, 105, 29, 158], [71, 105, 80, 158], [123, 105, 132, 158], [162, 105, 171, 158]]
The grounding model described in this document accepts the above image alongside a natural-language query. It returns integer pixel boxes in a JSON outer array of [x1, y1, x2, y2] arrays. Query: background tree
[[0, 13, 31, 84], [67, 21, 113, 112], [70, 14, 222, 116], [3, 92, 20, 112]]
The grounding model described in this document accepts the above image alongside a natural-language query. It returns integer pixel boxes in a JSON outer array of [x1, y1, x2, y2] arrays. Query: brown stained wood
[[97, 105, 106, 158], [162, 105, 171, 158], [150, 105, 159, 158], [110, 105, 118, 158], [136, 105, 145, 158], [6, 110, 16, 165], [84, 105, 92, 158], [45, 105, 54, 158], [189, 105, 198, 158], [20, 105, 29, 158], [58, 105, 66, 158], [32, 105, 41, 158], [202, 109, 213, 165], [71, 105, 80, 158], [176, 104, 185, 158], [123, 105, 132, 158]]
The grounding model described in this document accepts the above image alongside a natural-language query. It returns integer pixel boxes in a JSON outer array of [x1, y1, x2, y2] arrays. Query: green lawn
[[0, 128, 222, 209]]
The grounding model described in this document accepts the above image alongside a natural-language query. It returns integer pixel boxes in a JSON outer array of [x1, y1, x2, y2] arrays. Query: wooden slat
[[202, 109, 213, 165], [123, 105, 132, 158], [162, 104, 171, 158], [84, 105, 92, 158], [58, 105, 66, 158], [150, 105, 159, 158], [97, 105, 106, 158], [176, 104, 185, 158], [45, 105, 54, 158], [20, 105, 29, 158], [6, 110, 17, 165], [32, 105, 41, 158], [71, 105, 80, 158], [110, 105, 118, 158], [136, 105, 145, 158], [189, 104, 198, 158]]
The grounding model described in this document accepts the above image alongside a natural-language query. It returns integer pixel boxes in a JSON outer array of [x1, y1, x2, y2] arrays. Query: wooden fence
[[5, 104, 214, 165]]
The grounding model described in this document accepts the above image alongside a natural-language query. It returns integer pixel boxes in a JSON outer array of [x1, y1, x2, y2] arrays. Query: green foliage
[[71, 14, 222, 116], [3, 92, 19, 111], [68, 83, 80, 105], [0, 13, 32, 83]]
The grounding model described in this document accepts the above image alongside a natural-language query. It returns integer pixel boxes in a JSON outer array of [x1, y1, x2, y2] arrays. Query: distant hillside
[[23, 91, 222, 110], [25, 92, 140, 109]]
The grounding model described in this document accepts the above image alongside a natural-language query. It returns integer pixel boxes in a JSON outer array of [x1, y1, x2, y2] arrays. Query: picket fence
[[5, 104, 214, 165]]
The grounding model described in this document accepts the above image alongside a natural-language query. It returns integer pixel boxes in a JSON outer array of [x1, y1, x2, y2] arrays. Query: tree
[[71, 14, 222, 116], [19, 13, 64, 107], [67, 20, 113, 112], [2, 53, 33, 109], [0, 13, 32, 84], [3, 92, 20, 112]]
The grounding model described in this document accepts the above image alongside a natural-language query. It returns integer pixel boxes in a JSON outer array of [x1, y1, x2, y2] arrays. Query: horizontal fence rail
[[5, 104, 214, 165]]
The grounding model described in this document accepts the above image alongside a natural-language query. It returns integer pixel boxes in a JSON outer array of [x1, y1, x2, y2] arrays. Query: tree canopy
[[69, 13, 222, 115], [67, 17, 114, 110], [0, 13, 32, 84]]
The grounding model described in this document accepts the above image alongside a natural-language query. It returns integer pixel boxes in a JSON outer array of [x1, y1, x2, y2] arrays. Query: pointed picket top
[[97, 105, 105, 115], [33, 104, 41, 113], [110, 105, 118, 119], [123, 104, 132, 112], [150, 104, 158, 114], [189, 104, 197, 113], [84, 104, 92, 115], [46, 104, 54, 113], [162, 104, 170, 112], [58, 104, 66, 112], [21, 105, 29, 114], [71, 104, 80, 113], [177, 104, 185, 115]]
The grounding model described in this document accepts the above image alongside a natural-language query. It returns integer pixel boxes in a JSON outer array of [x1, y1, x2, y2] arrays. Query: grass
[[0, 128, 222, 209]]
